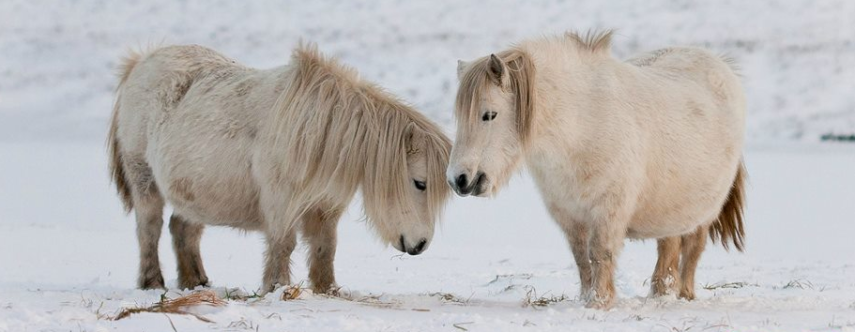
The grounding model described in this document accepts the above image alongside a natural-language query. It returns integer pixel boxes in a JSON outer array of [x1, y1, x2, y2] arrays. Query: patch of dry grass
[[453, 321, 474, 331], [427, 292, 472, 304], [701, 281, 757, 290], [280, 284, 304, 301], [781, 279, 814, 290], [522, 286, 569, 308], [113, 290, 226, 322], [221, 288, 262, 301], [485, 273, 534, 286]]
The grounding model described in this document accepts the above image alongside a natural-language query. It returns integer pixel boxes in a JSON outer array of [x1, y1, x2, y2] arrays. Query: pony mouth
[[471, 178, 489, 197], [396, 235, 429, 255]]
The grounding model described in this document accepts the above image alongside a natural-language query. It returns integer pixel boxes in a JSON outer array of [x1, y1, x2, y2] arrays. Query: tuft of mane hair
[[116, 50, 143, 87], [719, 54, 742, 77], [565, 29, 615, 54]]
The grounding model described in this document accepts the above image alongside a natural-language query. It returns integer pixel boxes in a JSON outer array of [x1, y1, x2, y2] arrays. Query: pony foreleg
[[169, 214, 209, 289], [558, 220, 593, 301], [679, 225, 708, 300], [650, 236, 681, 297], [261, 229, 297, 293], [586, 218, 627, 310], [301, 207, 343, 294]]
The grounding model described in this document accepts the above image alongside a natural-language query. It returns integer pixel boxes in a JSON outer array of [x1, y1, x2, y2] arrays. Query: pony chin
[[481, 147, 524, 197], [368, 212, 435, 254], [483, 167, 515, 197]]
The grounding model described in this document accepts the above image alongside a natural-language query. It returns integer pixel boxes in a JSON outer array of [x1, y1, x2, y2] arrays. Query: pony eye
[[413, 180, 427, 191], [482, 111, 497, 121]]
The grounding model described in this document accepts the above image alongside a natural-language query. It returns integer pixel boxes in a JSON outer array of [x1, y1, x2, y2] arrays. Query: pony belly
[[151, 135, 264, 230], [627, 196, 723, 239], [626, 217, 706, 239], [166, 178, 264, 231]]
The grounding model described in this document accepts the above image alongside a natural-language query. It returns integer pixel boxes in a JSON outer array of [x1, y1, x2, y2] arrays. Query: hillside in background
[[1, 0, 853, 143]]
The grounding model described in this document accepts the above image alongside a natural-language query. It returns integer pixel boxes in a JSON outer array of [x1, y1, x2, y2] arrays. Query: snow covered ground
[[1, 1, 854, 331], [2, 142, 855, 332]]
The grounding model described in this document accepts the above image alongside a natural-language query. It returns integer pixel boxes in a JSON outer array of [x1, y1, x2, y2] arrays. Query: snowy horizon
[[1, 0, 853, 144]]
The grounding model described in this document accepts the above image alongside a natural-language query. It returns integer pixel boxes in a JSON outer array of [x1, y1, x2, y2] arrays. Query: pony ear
[[456, 60, 468, 81], [487, 54, 507, 86], [403, 122, 418, 153]]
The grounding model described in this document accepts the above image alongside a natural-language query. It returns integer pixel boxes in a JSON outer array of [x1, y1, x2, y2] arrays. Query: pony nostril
[[455, 174, 468, 190], [398, 235, 406, 253], [409, 238, 428, 255], [475, 172, 486, 185]]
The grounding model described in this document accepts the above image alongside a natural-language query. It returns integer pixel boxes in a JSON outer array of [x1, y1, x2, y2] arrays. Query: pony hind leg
[[678, 225, 708, 300], [301, 207, 343, 294], [126, 157, 167, 289], [169, 214, 209, 289], [650, 236, 682, 297]]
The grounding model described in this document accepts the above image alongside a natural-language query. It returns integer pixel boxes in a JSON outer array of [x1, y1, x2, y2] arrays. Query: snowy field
[[1, 1, 855, 331], [2, 143, 855, 332]]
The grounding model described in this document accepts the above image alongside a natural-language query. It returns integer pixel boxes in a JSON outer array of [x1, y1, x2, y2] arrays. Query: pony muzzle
[[448, 171, 488, 197], [397, 235, 429, 255]]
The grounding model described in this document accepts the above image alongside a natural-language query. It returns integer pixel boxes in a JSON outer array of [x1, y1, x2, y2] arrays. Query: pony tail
[[108, 51, 144, 213], [108, 102, 133, 213], [709, 161, 746, 251]]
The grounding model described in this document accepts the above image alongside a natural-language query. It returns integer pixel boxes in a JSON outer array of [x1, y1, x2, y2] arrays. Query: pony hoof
[[650, 276, 680, 298], [650, 286, 678, 298], [260, 284, 276, 296], [578, 289, 594, 302], [260, 281, 290, 296], [585, 297, 615, 310], [139, 276, 166, 290], [312, 284, 340, 296], [178, 277, 210, 290]]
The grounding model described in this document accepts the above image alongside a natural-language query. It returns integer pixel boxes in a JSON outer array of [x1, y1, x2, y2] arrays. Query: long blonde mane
[[455, 48, 537, 145], [268, 44, 451, 226]]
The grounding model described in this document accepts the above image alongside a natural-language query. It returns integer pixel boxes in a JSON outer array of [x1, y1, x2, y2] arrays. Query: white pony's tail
[[108, 50, 144, 213], [710, 161, 746, 251]]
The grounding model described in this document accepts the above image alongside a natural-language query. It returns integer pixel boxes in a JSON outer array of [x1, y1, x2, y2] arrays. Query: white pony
[[448, 31, 746, 309], [108, 44, 451, 293]]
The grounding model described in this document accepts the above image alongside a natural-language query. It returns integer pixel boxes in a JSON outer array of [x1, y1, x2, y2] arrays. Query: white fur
[[110, 44, 451, 292], [449, 33, 745, 309]]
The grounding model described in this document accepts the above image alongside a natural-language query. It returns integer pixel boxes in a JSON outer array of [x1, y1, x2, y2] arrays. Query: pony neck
[[521, 41, 626, 152]]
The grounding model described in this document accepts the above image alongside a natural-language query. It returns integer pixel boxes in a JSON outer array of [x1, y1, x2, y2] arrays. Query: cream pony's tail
[[709, 161, 746, 251], [107, 50, 144, 213]]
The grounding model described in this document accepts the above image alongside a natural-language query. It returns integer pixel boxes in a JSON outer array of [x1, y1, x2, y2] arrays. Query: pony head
[[361, 104, 452, 255], [275, 44, 453, 255], [447, 50, 536, 197]]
